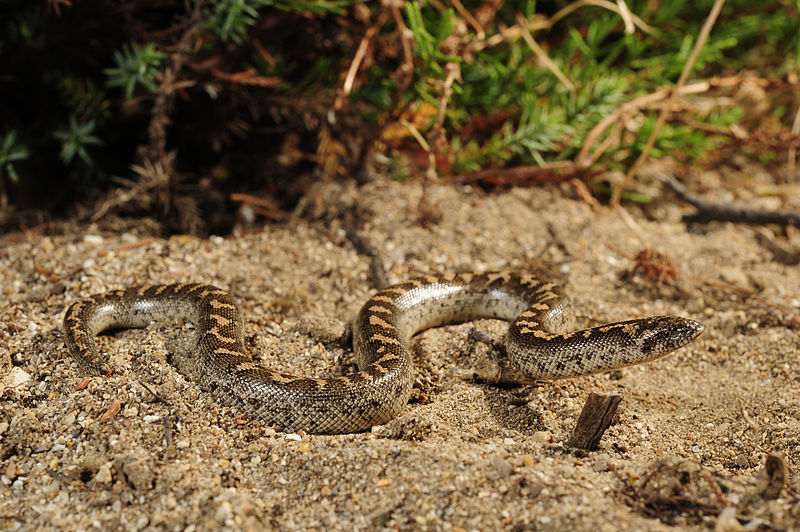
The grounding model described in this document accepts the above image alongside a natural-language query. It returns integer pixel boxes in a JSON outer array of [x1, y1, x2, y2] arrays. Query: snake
[[63, 270, 705, 434]]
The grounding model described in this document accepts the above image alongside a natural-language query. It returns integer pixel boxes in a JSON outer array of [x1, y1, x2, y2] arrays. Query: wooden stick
[[658, 173, 800, 227], [566, 392, 622, 451]]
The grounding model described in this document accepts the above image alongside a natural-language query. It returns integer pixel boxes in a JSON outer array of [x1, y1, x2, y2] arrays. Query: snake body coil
[[64, 271, 704, 434]]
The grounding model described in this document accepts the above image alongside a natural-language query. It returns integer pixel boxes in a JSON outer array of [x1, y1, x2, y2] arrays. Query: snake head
[[639, 316, 705, 355]]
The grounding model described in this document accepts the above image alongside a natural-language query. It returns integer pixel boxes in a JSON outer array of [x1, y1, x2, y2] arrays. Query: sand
[[1, 178, 798, 531]]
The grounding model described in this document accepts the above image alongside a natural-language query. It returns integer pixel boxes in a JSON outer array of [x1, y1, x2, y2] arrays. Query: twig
[[334, 9, 389, 112], [469, 0, 654, 55], [576, 76, 789, 167], [517, 14, 574, 92], [610, 0, 727, 207], [570, 178, 603, 211], [448, 0, 484, 39], [387, 2, 416, 110], [549, 0, 654, 35], [209, 68, 280, 87], [614, 0, 635, 34], [578, 82, 708, 167], [112, 237, 160, 253], [658, 173, 800, 228], [565, 392, 622, 451], [788, 102, 800, 181], [229, 192, 289, 222], [418, 62, 461, 218]]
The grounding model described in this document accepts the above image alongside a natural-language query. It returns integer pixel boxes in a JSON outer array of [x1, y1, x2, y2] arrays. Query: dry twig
[[658, 173, 800, 228], [566, 393, 622, 451], [576, 76, 792, 168], [610, 0, 727, 207]]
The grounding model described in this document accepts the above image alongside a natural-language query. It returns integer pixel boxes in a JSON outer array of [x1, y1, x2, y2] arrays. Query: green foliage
[[53, 117, 103, 166], [405, 3, 459, 72], [206, 0, 272, 44], [205, 0, 351, 44], [1, 0, 798, 219], [351, 66, 395, 108], [0, 131, 30, 182], [104, 43, 166, 99], [400, 0, 800, 174]]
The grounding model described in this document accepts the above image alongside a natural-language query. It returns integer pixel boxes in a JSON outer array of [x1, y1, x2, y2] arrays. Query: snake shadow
[[476, 382, 548, 435]]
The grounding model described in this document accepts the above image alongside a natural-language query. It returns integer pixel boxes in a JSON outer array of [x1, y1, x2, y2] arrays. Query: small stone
[[95, 462, 113, 484], [5, 459, 18, 480], [532, 431, 552, 443], [285, 433, 302, 441], [2, 367, 31, 389], [143, 415, 161, 423], [83, 234, 104, 246]]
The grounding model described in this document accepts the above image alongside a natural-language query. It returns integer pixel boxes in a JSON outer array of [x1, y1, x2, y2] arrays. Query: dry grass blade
[[517, 14, 574, 91]]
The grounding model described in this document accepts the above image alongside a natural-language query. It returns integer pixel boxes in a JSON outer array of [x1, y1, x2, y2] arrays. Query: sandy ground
[[1, 178, 799, 531]]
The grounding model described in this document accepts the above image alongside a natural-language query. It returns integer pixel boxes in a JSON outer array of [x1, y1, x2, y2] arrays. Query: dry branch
[[566, 393, 622, 451], [659, 173, 800, 228], [610, 0, 727, 207]]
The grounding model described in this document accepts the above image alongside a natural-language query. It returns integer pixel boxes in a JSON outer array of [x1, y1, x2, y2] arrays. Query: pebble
[[83, 234, 104, 246], [95, 463, 113, 484], [5, 460, 18, 480], [532, 431, 552, 443], [4, 367, 31, 388]]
